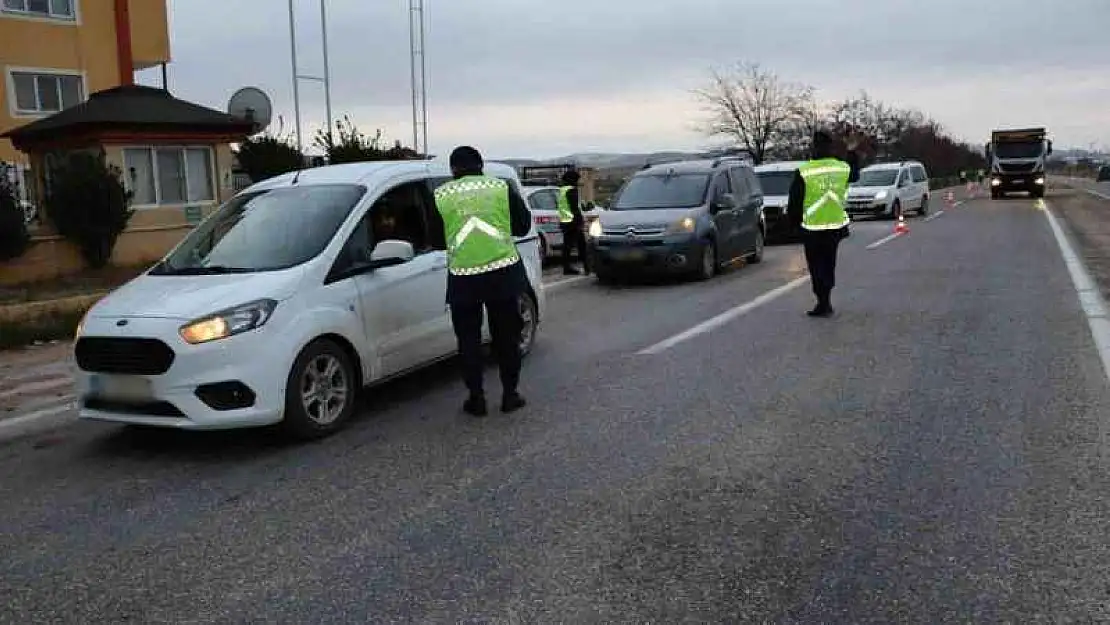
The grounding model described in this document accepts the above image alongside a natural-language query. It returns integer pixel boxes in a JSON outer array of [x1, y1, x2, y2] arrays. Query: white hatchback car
[[523, 185, 602, 260], [846, 161, 930, 219], [74, 160, 546, 439]]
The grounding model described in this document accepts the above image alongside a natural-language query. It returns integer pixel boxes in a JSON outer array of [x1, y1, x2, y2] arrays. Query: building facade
[[0, 0, 170, 164]]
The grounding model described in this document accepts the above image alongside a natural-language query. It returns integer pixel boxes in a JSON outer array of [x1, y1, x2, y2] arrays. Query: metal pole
[[418, 0, 427, 156], [408, 0, 419, 153], [320, 0, 333, 143], [288, 0, 303, 153]]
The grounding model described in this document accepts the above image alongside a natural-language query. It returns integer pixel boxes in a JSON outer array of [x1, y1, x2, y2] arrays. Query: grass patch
[[0, 306, 87, 350], [0, 263, 149, 305]]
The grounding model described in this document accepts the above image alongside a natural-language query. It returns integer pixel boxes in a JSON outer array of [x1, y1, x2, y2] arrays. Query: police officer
[[556, 169, 589, 275], [787, 129, 861, 317], [434, 146, 531, 416]]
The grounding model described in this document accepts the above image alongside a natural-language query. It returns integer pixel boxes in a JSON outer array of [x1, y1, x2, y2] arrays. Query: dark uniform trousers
[[802, 227, 847, 306], [446, 261, 527, 396], [560, 222, 589, 271]]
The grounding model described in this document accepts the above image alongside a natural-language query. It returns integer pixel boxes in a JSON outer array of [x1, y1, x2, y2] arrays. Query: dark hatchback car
[[586, 157, 765, 283], [1098, 165, 1110, 182]]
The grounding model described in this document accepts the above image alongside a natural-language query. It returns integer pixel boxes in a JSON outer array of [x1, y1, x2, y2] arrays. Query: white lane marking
[[1084, 188, 1110, 200], [1041, 199, 1110, 383], [636, 276, 809, 355], [924, 209, 946, 222], [866, 232, 905, 249], [544, 275, 590, 291], [0, 401, 76, 435]]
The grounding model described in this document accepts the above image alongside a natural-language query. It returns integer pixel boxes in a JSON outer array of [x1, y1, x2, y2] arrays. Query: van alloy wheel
[[518, 292, 538, 356], [300, 353, 350, 426]]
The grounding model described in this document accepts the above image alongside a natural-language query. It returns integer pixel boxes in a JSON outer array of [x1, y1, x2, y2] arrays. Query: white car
[[846, 160, 930, 219], [754, 160, 805, 241], [523, 185, 603, 260], [73, 160, 546, 439]]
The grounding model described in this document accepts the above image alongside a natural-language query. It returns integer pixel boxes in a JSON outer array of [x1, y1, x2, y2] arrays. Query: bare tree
[[695, 62, 815, 164]]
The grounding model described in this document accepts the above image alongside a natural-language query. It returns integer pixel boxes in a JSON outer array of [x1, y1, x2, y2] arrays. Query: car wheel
[[281, 338, 357, 440], [747, 229, 765, 264], [518, 291, 538, 357], [919, 195, 929, 216], [696, 241, 716, 281]]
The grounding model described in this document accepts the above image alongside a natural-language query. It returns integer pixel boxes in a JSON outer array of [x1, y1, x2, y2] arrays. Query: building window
[[123, 147, 216, 207], [9, 70, 84, 115], [2, 0, 76, 20]]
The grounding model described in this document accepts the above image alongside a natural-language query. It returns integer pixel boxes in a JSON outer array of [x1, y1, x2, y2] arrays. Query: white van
[[73, 160, 546, 439], [846, 161, 930, 218]]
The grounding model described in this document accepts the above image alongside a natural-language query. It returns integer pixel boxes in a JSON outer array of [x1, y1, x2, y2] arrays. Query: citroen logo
[[625, 226, 637, 239]]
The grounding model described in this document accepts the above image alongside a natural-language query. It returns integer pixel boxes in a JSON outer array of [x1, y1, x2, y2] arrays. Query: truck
[[985, 127, 1052, 199]]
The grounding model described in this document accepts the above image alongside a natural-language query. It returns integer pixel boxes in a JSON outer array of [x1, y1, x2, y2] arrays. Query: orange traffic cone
[[894, 213, 909, 234]]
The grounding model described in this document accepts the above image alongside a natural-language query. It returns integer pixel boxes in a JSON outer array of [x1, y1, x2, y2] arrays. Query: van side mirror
[[369, 239, 415, 268], [1047, 140, 1053, 155]]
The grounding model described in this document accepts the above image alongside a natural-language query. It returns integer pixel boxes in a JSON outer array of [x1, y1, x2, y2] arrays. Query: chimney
[[113, 0, 134, 86]]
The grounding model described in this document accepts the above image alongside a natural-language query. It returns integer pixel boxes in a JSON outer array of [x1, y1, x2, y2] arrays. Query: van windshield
[[612, 173, 710, 210], [855, 169, 898, 187], [150, 184, 366, 275], [993, 142, 1044, 159]]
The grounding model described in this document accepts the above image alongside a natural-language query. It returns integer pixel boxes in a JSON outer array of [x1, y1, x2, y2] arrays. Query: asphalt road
[[3, 185, 1110, 623]]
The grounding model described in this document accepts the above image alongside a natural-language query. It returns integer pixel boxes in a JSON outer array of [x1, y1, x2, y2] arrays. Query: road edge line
[[924, 209, 946, 222], [636, 276, 809, 355], [1084, 188, 1110, 200], [544, 275, 590, 291], [1041, 199, 1110, 383]]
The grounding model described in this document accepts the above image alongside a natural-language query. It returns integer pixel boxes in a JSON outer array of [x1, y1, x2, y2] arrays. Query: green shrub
[[236, 133, 306, 183], [0, 171, 29, 261], [45, 151, 133, 269]]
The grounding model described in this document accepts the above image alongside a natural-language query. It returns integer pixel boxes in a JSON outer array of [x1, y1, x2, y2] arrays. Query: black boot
[[463, 393, 487, 417], [501, 391, 527, 413]]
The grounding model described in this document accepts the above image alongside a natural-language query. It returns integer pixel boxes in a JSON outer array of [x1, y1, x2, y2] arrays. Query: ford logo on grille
[[116, 319, 128, 327]]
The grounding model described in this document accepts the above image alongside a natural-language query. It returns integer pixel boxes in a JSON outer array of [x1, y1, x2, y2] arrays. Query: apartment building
[[0, 0, 170, 164]]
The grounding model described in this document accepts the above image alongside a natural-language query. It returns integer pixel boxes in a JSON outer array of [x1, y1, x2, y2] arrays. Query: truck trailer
[[985, 128, 1052, 199]]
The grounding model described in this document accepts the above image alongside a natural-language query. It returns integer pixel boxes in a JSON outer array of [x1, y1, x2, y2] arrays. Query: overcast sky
[[138, 0, 1110, 158]]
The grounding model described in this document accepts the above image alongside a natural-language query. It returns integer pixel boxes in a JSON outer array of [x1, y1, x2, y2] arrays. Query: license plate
[[611, 248, 646, 262], [1012, 179, 1023, 185], [88, 374, 152, 401]]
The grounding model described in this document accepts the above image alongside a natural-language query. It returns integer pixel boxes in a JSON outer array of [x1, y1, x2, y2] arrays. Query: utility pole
[[287, 0, 334, 154], [409, 0, 427, 155]]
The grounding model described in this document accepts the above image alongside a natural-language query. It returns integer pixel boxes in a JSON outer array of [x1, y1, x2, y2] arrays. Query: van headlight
[[1035, 177, 1045, 185], [587, 219, 603, 238], [874, 190, 888, 200], [75, 310, 88, 339], [179, 299, 278, 344], [665, 216, 696, 235]]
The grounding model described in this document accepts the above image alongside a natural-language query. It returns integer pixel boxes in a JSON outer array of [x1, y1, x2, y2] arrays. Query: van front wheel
[[281, 339, 357, 440]]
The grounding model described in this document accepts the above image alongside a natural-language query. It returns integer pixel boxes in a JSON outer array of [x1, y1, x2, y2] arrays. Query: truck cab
[[986, 128, 1052, 199]]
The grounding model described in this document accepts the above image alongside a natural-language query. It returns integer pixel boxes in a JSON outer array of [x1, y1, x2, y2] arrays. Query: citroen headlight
[[179, 299, 277, 345], [587, 219, 603, 238], [991, 178, 1001, 186], [874, 190, 888, 200], [1035, 176, 1045, 185], [665, 216, 696, 235]]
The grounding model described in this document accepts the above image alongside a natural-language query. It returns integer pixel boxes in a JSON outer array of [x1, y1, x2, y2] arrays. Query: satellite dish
[[227, 86, 272, 135]]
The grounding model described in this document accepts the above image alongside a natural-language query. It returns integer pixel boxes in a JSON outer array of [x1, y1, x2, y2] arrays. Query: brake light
[[534, 215, 558, 225]]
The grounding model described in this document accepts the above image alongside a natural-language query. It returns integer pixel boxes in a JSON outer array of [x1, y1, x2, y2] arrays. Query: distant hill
[[496, 148, 750, 172]]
